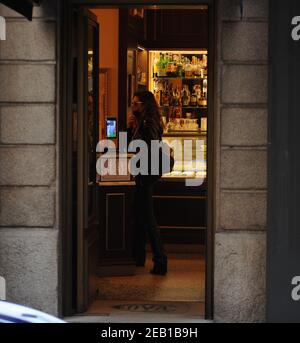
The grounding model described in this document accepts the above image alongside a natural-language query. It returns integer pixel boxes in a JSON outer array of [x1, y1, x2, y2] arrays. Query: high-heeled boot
[[150, 260, 167, 275]]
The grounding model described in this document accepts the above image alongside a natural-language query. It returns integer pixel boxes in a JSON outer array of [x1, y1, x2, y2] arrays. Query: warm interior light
[[149, 50, 208, 55]]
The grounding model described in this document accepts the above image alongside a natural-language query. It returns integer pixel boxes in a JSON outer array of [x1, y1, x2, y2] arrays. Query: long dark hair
[[133, 91, 164, 136]]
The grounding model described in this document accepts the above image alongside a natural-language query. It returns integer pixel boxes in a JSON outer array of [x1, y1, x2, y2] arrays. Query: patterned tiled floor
[[96, 252, 205, 302], [65, 249, 206, 322], [65, 300, 205, 323]]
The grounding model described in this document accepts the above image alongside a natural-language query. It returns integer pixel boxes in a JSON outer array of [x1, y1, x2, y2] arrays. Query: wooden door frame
[[76, 8, 100, 312], [60, 0, 216, 319]]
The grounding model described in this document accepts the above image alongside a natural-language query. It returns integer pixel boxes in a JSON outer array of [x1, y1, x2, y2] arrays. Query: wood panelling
[[153, 196, 206, 227], [145, 9, 208, 49], [153, 180, 207, 244], [98, 185, 135, 275], [106, 193, 125, 251]]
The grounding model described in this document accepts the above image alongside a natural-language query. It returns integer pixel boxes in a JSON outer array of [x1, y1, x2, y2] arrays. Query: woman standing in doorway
[[127, 91, 168, 275]]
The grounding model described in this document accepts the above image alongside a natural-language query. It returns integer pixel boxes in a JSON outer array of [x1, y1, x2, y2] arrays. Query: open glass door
[[73, 7, 100, 313]]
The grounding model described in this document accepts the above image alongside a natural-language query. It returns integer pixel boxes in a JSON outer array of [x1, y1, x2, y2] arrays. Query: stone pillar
[[214, 0, 269, 322], [0, 1, 59, 316]]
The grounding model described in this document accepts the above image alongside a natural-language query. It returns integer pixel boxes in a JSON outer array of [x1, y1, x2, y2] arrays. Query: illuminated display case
[[148, 50, 208, 244], [149, 50, 208, 182], [162, 133, 207, 183]]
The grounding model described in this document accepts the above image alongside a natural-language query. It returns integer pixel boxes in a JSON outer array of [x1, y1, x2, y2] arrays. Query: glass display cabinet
[[148, 49, 208, 184], [148, 50, 208, 244], [162, 133, 207, 184]]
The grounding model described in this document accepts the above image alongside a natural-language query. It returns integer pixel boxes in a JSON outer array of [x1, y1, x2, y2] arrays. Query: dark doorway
[[61, 0, 215, 320]]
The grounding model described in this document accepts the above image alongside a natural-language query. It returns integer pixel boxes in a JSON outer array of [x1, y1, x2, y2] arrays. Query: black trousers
[[133, 178, 167, 265]]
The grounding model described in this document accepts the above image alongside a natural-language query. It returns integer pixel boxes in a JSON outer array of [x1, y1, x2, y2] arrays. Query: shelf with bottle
[[150, 51, 208, 135], [154, 81, 208, 109], [154, 76, 204, 80], [163, 118, 201, 133], [152, 67, 207, 110], [159, 105, 207, 109], [153, 51, 208, 79], [161, 109, 207, 134]]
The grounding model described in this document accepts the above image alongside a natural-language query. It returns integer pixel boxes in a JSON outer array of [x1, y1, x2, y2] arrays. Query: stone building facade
[[0, 0, 60, 315], [0, 0, 269, 322], [214, 0, 268, 322]]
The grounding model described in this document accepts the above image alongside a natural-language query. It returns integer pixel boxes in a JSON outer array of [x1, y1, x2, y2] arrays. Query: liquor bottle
[[153, 53, 159, 78], [172, 54, 179, 77], [168, 84, 174, 105], [191, 56, 197, 77], [88, 55, 93, 74], [166, 60, 174, 77], [156, 53, 162, 77], [195, 59, 202, 77], [173, 86, 181, 106], [180, 56, 186, 77], [154, 81, 161, 106], [164, 52, 169, 67], [177, 60, 183, 77], [181, 85, 190, 107], [203, 78, 208, 96], [202, 54, 208, 68], [162, 82, 170, 107], [199, 91, 207, 107], [157, 53, 166, 77], [193, 85, 202, 106], [202, 55, 208, 77], [155, 91, 161, 106], [197, 90, 202, 107], [190, 89, 197, 107], [185, 61, 192, 78]]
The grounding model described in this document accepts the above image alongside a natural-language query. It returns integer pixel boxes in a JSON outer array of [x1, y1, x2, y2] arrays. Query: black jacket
[[127, 117, 163, 185]]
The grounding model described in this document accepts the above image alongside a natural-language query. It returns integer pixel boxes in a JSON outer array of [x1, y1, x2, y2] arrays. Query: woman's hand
[[127, 114, 138, 130]]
